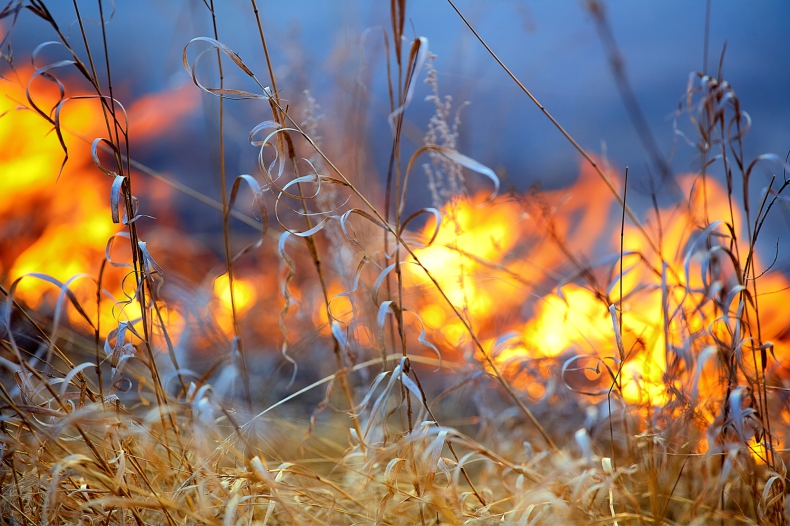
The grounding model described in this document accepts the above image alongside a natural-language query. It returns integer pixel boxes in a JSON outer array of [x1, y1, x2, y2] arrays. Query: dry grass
[[1, 1, 790, 525]]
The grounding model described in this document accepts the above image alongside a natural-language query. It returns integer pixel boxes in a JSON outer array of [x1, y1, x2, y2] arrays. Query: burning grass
[[2, 1, 790, 524]]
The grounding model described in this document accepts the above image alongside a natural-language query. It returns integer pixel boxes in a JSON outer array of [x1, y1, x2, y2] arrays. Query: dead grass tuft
[[2, 1, 790, 525]]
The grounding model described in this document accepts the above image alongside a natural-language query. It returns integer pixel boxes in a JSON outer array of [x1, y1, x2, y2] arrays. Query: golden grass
[[2, 1, 790, 525]]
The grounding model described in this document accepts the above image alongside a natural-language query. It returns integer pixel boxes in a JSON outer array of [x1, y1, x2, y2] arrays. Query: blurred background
[[4, 1, 790, 341], [10, 1, 790, 225], [4, 4, 790, 520], [2, 0, 790, 419]]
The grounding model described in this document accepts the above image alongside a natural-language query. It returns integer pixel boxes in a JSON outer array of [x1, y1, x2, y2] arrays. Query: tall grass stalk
[[1, 1, 789, 525]]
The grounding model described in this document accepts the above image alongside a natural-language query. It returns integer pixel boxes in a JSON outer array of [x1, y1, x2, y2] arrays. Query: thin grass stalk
[[69, 0, 118, 161], [206, 0, 253, 410], [392, 41, 438, 437], [0, 360, 148, 525], [247, 0, 363, 442], [446, 0, 658, 259], [587, 1, 675, 193], [607, 166, 630, 474], [386, 10, 424, 518], [382, 0, 405, 378], [272, 103, 558, 451], [95, 259, 107, 401], [68, 0, 191, 476], [410, 368, 487, 507], [713, 60, 778, 481], [95, 0, 124, 173], [98, 0, 186, 398]]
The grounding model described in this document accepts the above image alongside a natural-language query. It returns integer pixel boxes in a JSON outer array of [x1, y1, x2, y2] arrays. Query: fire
[[4, 61, 790, 444], [127, 83, 200, 142], [1, 69, 113, 314], [408, 197, 525, 346], [411, 160, 790, 410], [0, 68, 199, 348], [522, 285, 608, 358], [421, 200, 518, 288], [214, 273, 257, 313], [213, 274, 257, 336]]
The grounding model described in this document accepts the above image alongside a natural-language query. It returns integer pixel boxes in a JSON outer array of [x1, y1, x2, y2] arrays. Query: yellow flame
[[214, 274, 257, 314]]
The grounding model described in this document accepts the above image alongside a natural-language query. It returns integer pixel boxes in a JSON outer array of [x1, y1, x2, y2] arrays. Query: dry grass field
[[1, 1, 790, 524]]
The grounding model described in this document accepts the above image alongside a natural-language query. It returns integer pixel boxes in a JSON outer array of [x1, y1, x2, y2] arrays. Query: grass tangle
[[1, 1, 790, 524]]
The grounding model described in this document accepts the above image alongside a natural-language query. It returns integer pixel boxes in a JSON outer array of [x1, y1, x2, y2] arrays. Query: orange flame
[[1, 70, 113, 316], [0, 69, 200, 348], [411, 159, 790, 410], [4, 63, 790, 460], [127, 83, 200, 141]]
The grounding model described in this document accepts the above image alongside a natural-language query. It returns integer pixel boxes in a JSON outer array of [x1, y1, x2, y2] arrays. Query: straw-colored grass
[[1, 1, 789, 525]]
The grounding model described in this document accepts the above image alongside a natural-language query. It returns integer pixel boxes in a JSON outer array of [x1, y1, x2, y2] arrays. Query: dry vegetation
[[2, 1, 790, 525]]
